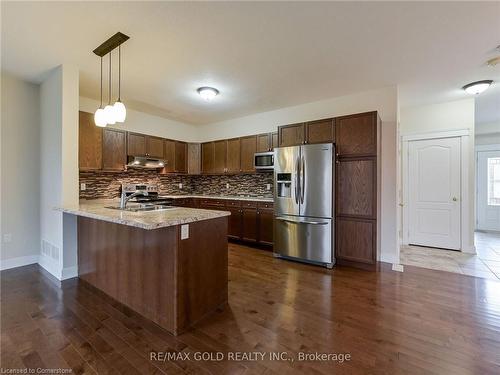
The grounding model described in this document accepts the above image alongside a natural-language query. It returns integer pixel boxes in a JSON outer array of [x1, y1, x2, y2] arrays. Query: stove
[[121, 183, 173, 205]]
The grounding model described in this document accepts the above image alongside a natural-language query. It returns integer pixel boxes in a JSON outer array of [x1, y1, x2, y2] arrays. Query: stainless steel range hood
[[126, 156, 165, 169]]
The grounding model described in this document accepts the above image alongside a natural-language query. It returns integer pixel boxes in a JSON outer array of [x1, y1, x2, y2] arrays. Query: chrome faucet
[[120, 190, 148, 209]]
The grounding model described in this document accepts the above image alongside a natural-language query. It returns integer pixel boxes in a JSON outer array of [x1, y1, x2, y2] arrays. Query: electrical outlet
[[3, 233, 12, 243], [266, 184, 271, 191], [392, 264, 404, 272], [179, 183, 183, 189], [226, 183, 230, 189], [80, 183, 86, 191], [181, 224, 189, 240]]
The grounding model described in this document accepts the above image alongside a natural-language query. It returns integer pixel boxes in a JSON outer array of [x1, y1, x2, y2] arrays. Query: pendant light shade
[[104, 104, 116, 124], [94, 108, 107, 127], [113, 101, 127, 122]]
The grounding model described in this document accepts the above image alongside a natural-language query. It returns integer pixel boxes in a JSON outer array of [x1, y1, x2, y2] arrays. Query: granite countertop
[[57, 199, 230, 230], [163, 194, 274, 203]]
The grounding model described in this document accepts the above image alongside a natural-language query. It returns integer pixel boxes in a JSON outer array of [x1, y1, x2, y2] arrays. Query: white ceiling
[[2, 1, 499, 125]]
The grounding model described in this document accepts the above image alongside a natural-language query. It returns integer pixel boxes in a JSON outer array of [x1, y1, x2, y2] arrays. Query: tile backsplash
[[79, 170, 274, 199]]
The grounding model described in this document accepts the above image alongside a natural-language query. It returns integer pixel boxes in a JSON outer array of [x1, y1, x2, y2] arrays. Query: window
[[488, 157, 500, 206]]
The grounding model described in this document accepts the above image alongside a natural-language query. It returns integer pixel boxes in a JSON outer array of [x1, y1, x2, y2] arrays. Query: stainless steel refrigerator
[[274, 143, 334, 268]]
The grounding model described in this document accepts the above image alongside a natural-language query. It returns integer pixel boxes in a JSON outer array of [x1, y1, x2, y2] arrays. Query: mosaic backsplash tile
[[79, 169, 274, 199]]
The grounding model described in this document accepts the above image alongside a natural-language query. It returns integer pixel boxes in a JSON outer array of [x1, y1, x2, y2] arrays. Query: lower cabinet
[[257, 207, 274, 246], [242, 206, 258, 243], [336, 217, 376, 266]]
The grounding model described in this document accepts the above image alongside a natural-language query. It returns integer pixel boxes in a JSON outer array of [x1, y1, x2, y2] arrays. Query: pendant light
[[94, 57, 107, 127], [103, 52, 116, 125], [113, 45, 127, 122]]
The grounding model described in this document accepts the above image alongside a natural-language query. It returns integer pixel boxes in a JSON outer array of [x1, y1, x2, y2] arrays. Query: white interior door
[[408, 137, 461, 250], [477, 150, 500, 231]]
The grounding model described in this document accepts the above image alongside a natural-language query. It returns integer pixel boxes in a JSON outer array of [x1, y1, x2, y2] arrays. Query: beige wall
[[475, 121, 500, 146], [0, 73, 40, 267]]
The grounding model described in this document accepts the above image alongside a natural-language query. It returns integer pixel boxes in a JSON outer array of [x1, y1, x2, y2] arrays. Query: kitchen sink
[[105, 204, 175, 212]]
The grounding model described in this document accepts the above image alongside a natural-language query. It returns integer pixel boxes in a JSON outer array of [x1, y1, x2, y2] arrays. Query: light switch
[[181, 224, 189, 240], [266, 184, 271, 190], [179, 183, 183, 189], [226, 183, 230, 189], [80, 183, 86, 191]]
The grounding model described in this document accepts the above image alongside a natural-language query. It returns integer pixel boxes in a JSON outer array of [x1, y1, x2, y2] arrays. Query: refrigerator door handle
[[275, 216, 329, 225], [300, 155, 305, 204], [294, 157, 300, 204]]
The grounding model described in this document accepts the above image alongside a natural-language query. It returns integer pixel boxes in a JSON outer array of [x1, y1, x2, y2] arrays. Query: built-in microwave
[[254, 151, 274, 170]]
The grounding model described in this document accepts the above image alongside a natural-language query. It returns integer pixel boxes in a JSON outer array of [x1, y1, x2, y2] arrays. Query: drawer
[[241, 201, 258, 208], [258, 202, 274, 209], [225, 200, 242, 208], [201, 198, 225, 206]]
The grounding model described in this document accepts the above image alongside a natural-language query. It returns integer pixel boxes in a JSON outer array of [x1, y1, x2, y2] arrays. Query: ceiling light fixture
[[93, 32, 130, 127], [197, 87, 219, 101], [462, 80, 493, 95]]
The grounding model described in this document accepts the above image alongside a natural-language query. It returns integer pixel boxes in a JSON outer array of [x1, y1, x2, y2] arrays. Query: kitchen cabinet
[[175, 141, 187, 173], [241, 201, 258, 243], [201, 142, 215, 174], [336, 217, 376, 265], [256, 132, 278, 152], [163, 140, 176, 173], [240, 135, 257, 173], [257, 202, 274, 246], [214, 140, 227, 174], [335, 111, 377, 157], [271, 132, 278, 150], [102, 128, 127, 171], [226, 138, 241, 174], [278, 123, 305, 147], [127, 133, 146, 156], [226, 200, 242, 239], [146, 136, 164, 159], [187, 143, 201, 175], [305, 118, 334, 144], [79, 111, 102, 170]]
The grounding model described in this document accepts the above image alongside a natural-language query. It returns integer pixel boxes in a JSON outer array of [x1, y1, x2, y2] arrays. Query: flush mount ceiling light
[[93, 32, 129, 127], [462, 80, 493, 95], [197, 87, 219, 101]]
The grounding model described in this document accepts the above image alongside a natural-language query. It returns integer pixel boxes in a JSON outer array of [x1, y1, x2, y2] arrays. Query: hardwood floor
[[2, 243, 500, 374]]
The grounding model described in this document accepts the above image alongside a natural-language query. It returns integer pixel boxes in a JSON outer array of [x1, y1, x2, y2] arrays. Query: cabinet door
[[79, 111, 102, 170], [242, 208, 258, 242], [175, 141, 187, 173], [336, 218, 376, 264], [102, 129, 126, 171], [227, 207, 242, 239], [256, 134, 271, 152], [163, 140, 176, 173], [240, 135, 257, 173], [306, 118, 334, 144], [278, 123, 305, 147], [336, 112, 377, 157], [187, 143, 201, 175], [226, 138, 241, 174], [257, 208, 274, 246], [336, 158, 376, 219], [202, 142, 215, 174], [214, 140, 227, 174], [146, 136, 164, 158], [127, 133, 146, 156], [271, 132, 278, 150]]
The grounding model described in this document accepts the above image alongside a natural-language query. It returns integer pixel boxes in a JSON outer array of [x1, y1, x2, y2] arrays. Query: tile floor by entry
[[400, 231, 500, 280]]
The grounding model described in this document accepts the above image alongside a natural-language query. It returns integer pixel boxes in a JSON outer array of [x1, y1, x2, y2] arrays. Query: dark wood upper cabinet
[[336, 111, 377, 157], [102, 128, 126, 171], [271, 132, 278, 150], [336, 158, 376, 219], [127, 133, 146, 156], [163, 140, 176, 173], [336, 217, 376, 265], [257, 133, 271, 152], [226, 138, 241, 174], [278, 123, 305, 147], [79, 111, 102, 170], [146, 136, 164, 159], [240, 135, 257, 173], [175, 141, 187, 173], [202, 142, 215, 174], [187, 143, 201, 175], [305, 118, 334, 144], [214, 140, 227, 174]]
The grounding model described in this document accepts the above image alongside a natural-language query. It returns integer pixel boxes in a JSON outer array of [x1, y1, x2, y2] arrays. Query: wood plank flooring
[[2, 243, 500, 374]]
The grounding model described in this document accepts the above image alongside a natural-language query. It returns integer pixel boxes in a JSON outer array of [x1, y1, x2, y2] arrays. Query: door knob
[[452, 197, 458, 201]]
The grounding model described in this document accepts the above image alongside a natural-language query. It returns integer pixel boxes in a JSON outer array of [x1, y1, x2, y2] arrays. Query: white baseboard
[[0, 255, 39, 271], [38, 254, 62, 279], [61, 265, 78, 280]]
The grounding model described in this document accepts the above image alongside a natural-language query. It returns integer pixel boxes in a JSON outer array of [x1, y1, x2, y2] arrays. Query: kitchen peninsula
[[60, 200, 230, 335]]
